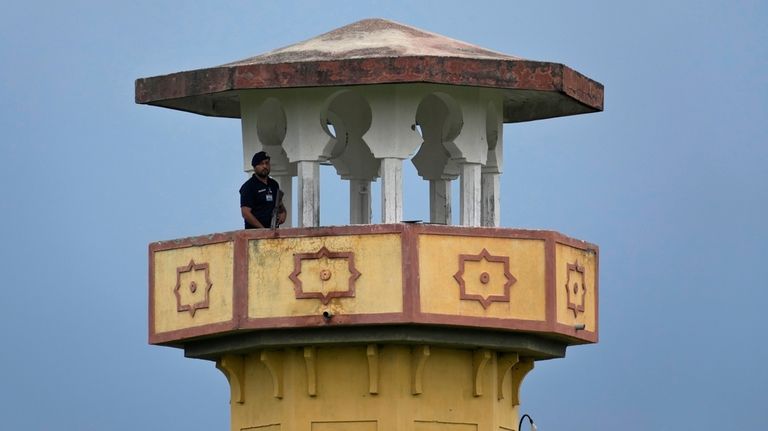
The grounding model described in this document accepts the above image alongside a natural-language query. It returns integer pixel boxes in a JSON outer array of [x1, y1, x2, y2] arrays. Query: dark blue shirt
[[239, 175, 279, 229]]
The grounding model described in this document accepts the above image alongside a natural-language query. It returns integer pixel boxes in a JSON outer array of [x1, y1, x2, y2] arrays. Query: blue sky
[[1, 1, 766, 429]]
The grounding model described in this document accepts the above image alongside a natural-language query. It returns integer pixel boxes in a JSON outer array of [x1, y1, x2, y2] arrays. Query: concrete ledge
[[183, 325, 568, 361]]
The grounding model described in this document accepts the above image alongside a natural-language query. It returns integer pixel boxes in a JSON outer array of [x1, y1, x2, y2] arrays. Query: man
[[239, 151, 287, 229]]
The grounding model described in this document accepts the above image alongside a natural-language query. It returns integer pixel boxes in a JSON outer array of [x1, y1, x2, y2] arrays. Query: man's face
[[254, 159, 271, 178]]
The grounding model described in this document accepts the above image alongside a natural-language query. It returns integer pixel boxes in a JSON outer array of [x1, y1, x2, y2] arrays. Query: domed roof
[[223, 18, 522, 66], [136, 18, 603, 122]]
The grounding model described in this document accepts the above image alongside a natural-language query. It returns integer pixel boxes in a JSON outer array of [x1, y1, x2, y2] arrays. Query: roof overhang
[[135, 57, 603, 123]]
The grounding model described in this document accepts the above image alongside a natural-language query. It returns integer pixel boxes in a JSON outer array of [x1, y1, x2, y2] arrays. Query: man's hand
[[241, 206, 265, 228]]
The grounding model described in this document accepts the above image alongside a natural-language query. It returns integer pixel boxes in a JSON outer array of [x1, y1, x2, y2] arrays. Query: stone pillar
[[323, 90, 379, 225], [363, 85, 424, 224], [461, 162, 482, 227], [415, 88, 491, 227], [380, 158, 403, 223], [281, 88, 336, 227], [350, 179, 372, 224], [297, 161, 320, 227], [451, 89, 488, 227], [411, 91, 462, 225], [429, 179, 452, 225], [480, 172, 499, 227], [481, 97, 504, 227]]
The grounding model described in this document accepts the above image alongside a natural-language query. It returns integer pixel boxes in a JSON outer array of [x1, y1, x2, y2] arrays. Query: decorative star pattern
[[453, 248, 517, 309], [289, 246, 361, 305], [174, 259, 213, 317], [565, 260, 587, 317]]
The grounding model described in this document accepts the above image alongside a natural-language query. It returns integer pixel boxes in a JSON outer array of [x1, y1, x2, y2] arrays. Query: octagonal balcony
[[149, 224, 597, 360]]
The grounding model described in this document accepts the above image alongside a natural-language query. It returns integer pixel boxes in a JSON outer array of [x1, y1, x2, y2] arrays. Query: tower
[[137, 19, 603, 431]]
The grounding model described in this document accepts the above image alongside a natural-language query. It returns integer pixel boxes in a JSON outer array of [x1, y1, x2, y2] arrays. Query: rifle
[[270, 189, 285, 230]]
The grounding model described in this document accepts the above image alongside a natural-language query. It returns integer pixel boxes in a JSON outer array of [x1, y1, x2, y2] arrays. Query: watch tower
[[136, 18, 603, 431]]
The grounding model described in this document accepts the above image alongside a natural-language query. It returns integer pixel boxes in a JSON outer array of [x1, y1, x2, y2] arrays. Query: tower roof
[[223, 18, 521, 65], [135, 18, 603, 122]]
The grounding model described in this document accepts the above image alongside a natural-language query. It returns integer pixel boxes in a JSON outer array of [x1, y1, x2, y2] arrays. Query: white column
[[481, 172, 500, 227], [482, 96, 503, 228], [460, 162, 482, 227], [240, 92, 265, 172], [349, 179, 372, 224], [274, 174, 293, 228], [380, 158, 403, 224], [280, 89, 334, 229], [363, 85, 425, 225], [298, 161, 319, 227], [429, 179, 452, 225]]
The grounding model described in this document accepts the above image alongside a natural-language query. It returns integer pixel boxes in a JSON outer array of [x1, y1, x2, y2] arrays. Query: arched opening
[[411, 92, 463, 224]]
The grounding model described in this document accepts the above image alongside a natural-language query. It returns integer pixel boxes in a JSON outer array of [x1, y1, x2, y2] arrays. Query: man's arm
[[241, 206, 265, 228]]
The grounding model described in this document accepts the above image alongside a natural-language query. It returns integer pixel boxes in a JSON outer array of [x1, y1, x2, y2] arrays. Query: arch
[[320, 89, 379, 224], [256, 97, 287, 147], [411, 92, 465, 224], [412, 92, 463, 181], [320, 89, 379, 181]]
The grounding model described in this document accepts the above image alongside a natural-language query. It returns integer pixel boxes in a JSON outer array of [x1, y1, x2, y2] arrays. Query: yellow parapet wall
[[249, 234, 404, 319], [418, 235, 546, 321], [555, 242, 598, 333], [151, 240, 235, 336], [149, 225, 598, 346]]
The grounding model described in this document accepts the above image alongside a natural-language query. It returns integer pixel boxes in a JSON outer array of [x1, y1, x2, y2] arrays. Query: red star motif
[[453, 248, 517, 309], [174, 259, 213, 317], [565, 260, 587, 317], [289, 246, 361, 305]]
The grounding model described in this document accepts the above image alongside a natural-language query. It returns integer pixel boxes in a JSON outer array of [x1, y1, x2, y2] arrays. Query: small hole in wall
[[326, 122, 337, 139]]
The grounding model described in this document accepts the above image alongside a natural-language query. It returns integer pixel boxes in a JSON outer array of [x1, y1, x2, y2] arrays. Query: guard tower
[[137, 19, 603, 431]]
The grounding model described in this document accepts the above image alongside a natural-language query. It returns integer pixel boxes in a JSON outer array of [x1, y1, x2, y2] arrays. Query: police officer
[[239, 151, 287, 229]]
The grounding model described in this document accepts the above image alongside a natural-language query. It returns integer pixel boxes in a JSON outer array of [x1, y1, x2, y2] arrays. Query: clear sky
[[1, 1, 766, 430]]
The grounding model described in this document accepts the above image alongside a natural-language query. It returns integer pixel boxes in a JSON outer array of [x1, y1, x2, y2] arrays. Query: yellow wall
[[418, 235, 546, 321], [149, 228, 598, 430], [149, 228, 597, 343], [221, 345, 528, 431], [555, 243, 597, 331], [153, 242, 234, 334], [248, 234, 403, 318]]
